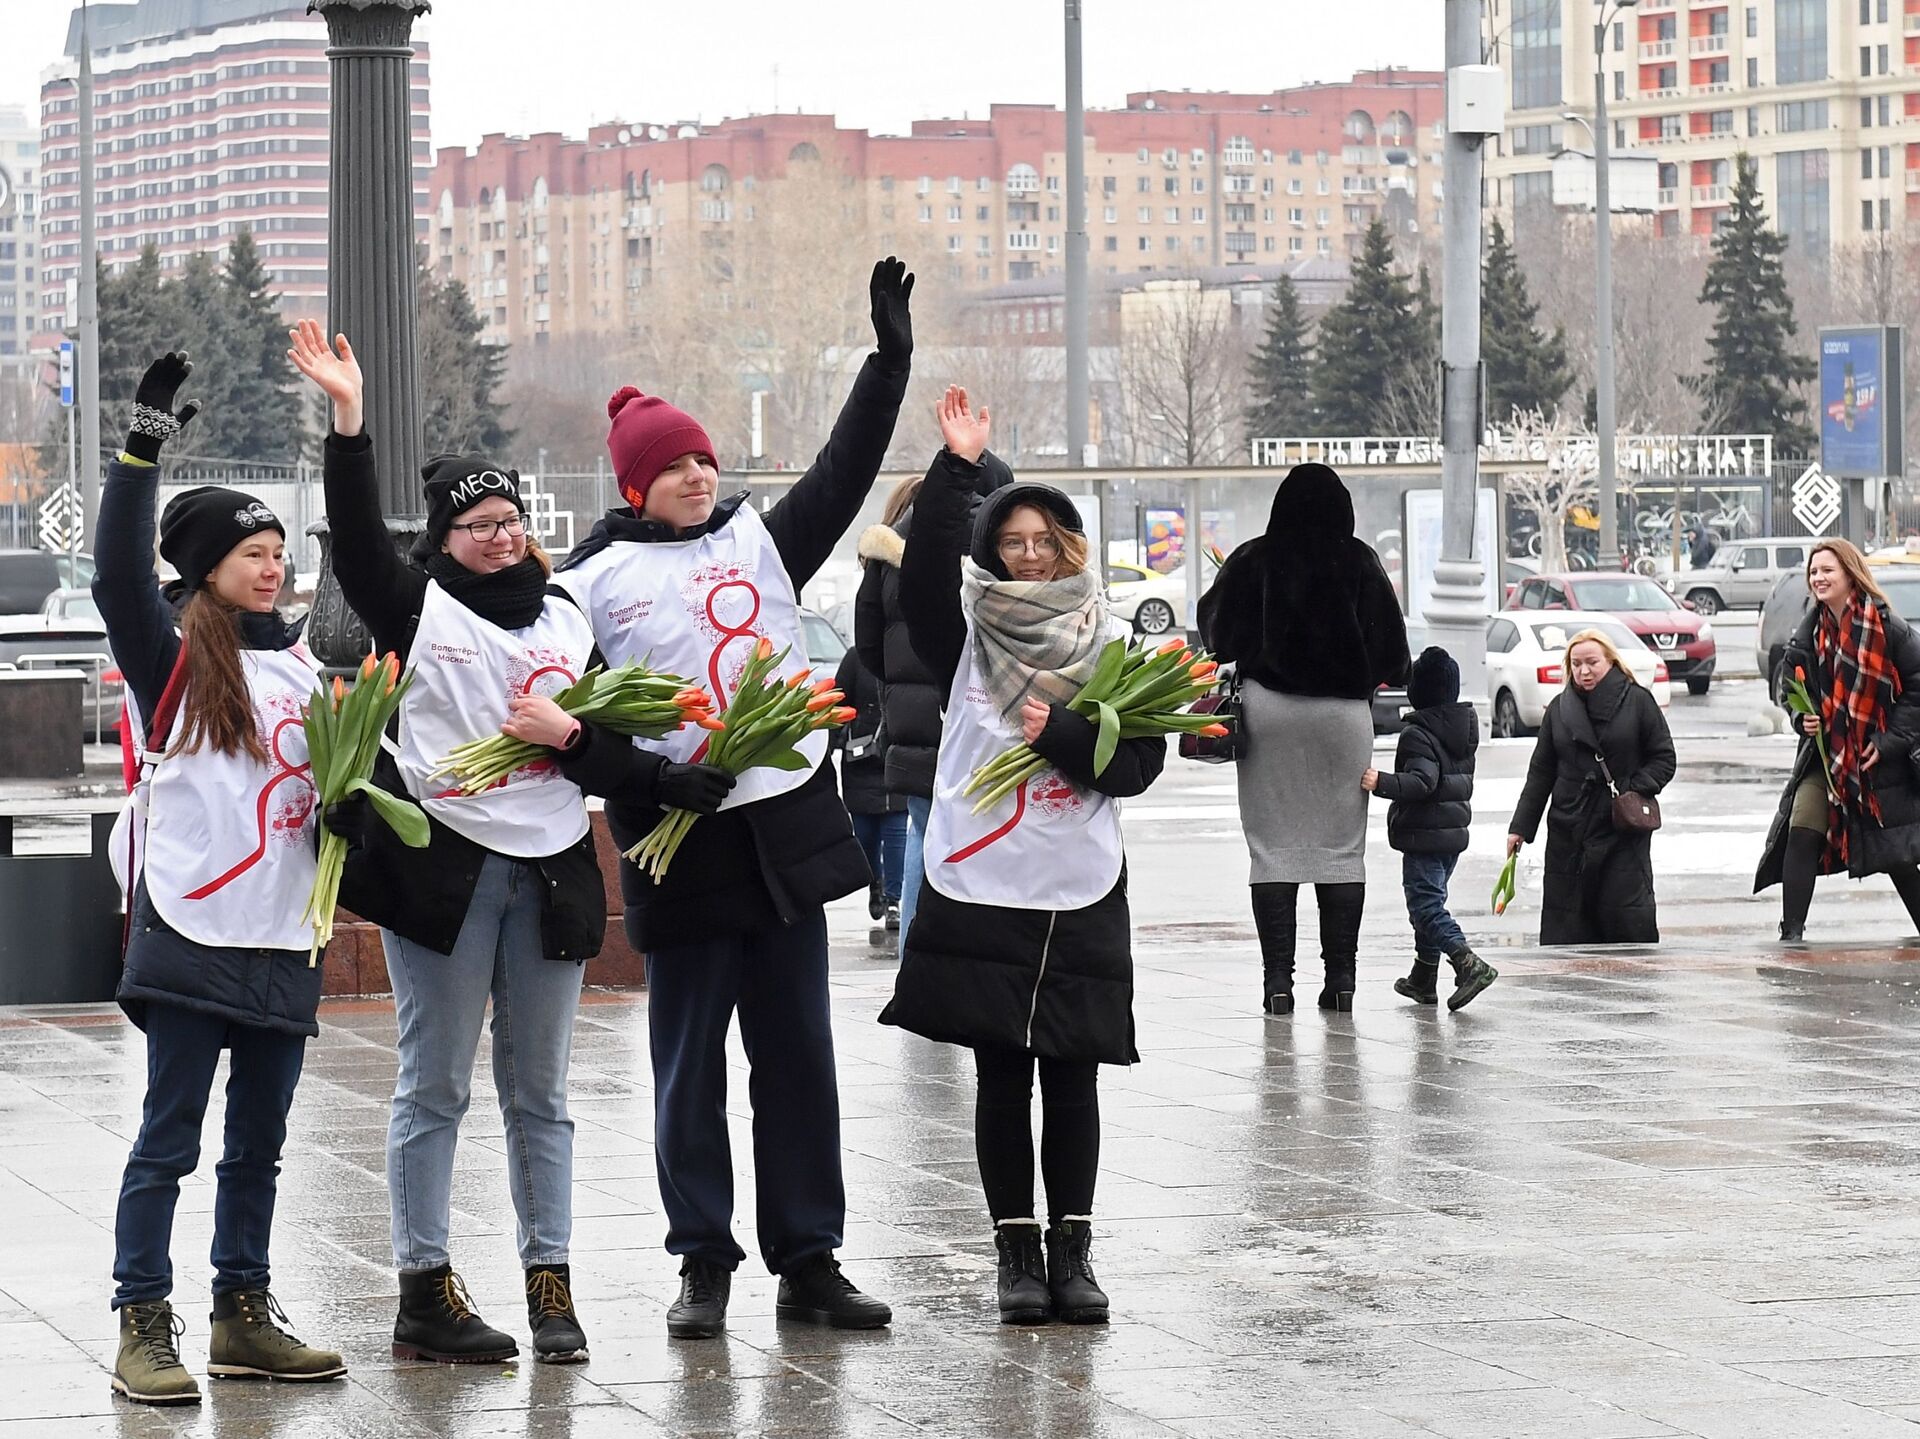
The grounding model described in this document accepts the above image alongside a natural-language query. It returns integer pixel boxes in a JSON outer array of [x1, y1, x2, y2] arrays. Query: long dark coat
[[1509, 669, 1676, 945], [1755, 601, 1920, 890]]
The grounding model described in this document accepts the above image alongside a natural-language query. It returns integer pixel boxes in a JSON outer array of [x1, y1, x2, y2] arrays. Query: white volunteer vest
[[923, 621, 1124, 911], [143, 644, 324, 951], [394, 580, 595, 858], [551, 504, 826, 811]]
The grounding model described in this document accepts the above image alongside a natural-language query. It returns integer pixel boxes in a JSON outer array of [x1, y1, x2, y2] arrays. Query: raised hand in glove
[[655, 761, 737, 816], [125, 352, 201, 464], [869, 255, 915, 369]]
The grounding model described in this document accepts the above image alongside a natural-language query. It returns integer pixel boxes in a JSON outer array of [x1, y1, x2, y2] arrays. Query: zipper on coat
[[1024, 912, 1059, 1050]]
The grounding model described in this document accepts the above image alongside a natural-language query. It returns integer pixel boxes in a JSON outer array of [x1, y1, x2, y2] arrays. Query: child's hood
[[1406, 701, 1478, 762]]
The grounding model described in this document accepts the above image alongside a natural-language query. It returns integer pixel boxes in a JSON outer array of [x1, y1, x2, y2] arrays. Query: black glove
[[322, 793, 369, 847], [125, 351, 201, 464], [869, 256, 914, 369], [655, 762, 737, 816]]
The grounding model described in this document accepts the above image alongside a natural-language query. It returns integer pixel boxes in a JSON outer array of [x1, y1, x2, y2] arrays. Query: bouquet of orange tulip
[[429, 662, 716, 795], [302, 653, 430, 965], [962, 637, 1228, 813], [625, 637, 854, 882]]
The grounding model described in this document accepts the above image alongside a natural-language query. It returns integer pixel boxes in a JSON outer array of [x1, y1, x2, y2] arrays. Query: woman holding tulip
[[881, 386, 1167, 1328], [93, 352, 344, 1404], [1757, 540, 1920, 941], [289, 320, 667, 1367]]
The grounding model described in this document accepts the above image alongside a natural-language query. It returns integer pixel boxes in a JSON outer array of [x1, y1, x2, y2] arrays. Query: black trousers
[[972, 1047, 1100, 1225]]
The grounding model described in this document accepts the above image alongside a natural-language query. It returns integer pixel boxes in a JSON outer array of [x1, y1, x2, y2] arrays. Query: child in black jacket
[[1362, 647, 1498, 1011]]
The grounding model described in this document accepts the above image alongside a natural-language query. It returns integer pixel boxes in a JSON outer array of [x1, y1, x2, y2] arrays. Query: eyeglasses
[[997, 534, 1062, 561], [449, 514, 528, 542]]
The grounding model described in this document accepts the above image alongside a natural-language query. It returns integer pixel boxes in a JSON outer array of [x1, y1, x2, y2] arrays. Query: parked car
[[1501, 556, 1540, 604], [0, 613, 122, 741], [799, 606, 848, 668], [1659, 536, 1811, 616], [1104, 560, 1189, 635], [39, 588, 101, 625], [1488, 612, 1671, 738], [0, 550, 95, 616], [1506, 571, 1717, 695], [1756, 556, 1920, 703]]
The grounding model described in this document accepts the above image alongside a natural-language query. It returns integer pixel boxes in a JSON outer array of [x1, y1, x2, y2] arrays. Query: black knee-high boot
[[1780, 827, 1823, 942], [1249, 883, 1298, 1015], [1316, 882, 1365, 1012], [1887, 865, 1920, 938]]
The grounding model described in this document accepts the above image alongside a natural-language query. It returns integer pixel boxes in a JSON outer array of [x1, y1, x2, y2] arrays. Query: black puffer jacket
[[831, 646, 901, 817], [880, 465, 1164, 1065], [1374, 702, 1477, 855], [1755, 601, 1920, 888], [1510, 668, 1676, 945], [853, 451, 1014, 799]]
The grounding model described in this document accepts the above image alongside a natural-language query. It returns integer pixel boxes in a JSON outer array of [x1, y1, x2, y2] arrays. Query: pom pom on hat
[[607, 385, 644, 421]]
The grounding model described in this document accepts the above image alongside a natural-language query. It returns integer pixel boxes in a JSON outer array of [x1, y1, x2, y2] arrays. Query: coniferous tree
[[1311, 222, 1431, 434], [216, 230, 304, 462], [1693, 153, 1816, 453], [1244, 274, 1316, 438], [1482, 218, 1573, 423], [418, 262, 512, 455], [93, 246, 177, 455]]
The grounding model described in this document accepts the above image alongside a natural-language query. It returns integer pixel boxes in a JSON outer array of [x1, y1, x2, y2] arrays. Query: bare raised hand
[[936, 384, 991, 465], [287, 318, 365, 436]]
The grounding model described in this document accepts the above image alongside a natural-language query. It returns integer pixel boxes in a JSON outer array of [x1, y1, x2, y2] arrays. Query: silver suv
[[1669, 537, 1809, 616]]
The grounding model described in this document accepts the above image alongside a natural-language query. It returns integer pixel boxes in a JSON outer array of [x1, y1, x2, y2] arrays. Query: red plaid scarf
[[1815, 595, 1899, 863]]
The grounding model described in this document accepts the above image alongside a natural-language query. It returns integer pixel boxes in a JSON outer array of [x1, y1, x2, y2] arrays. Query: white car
[[1104, 561, 1190, 635], [1487, 611, 1671, 738]]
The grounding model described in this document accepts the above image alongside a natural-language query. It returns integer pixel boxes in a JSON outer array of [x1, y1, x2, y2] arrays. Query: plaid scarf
[[1815, 595, 1899, 863], [961, 557, 1105, 724]]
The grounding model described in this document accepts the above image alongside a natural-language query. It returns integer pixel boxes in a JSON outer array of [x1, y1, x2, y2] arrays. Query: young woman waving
[[95, 352, 345, 1404], [881, 387, 1166, 1327]]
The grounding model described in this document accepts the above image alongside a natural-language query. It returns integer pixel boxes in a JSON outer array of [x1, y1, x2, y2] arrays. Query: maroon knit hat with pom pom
[[605, 386, 717, 510]]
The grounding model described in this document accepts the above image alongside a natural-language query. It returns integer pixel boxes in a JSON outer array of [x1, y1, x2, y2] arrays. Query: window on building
[[1615, 71, 1626, 101], [1861, 45, 1872, 78], [1613, 20, 1624, 50], [1863, 97, 1875, 127], [1864, 199, 1875, 231], [1863, 147, 1875, 179], [1747, 57, 1760, 86], [1774, 0, 1827, 85], [1882, 196, 1892, 229], [1104, 235, 1117, 251], [1775, 149, 1830, 255], [1878, 44, 1890, 74], [1881, 95, 1893, 126], [1747, 6, 1760, 36], [1882, 146, 1893, 177], [1777, 99, 1828, 131]]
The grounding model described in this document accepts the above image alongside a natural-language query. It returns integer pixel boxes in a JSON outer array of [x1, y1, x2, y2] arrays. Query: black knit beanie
[[416, 452, 524, 559], [158, 486, 285, 591], [1408, 645, 1461, 709]]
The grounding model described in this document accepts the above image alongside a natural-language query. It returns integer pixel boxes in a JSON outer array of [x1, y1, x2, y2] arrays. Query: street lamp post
[[1590, 0, 1637, 570]]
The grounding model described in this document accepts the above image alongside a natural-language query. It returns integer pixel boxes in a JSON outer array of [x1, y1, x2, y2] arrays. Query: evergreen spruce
[[418, 263, 512, 455], [217, 230, 304, 462], [1311, 222, 1430, 434], [1244, 274, 1316, 438], [1694, 153, 1816, 453], [1481, 218, 1573, 423]]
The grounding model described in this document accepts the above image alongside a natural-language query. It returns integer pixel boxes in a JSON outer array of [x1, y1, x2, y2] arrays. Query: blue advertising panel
[[1820, 326, 1902, 478]]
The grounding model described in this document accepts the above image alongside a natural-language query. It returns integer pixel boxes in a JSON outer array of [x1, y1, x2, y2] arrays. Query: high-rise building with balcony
[[0, 106, 39, 360]]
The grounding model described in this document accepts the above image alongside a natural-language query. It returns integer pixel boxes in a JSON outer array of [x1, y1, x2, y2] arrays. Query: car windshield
[[1878, 574, 1920, 619], [1528, 619, 1643, 654], [1570, 577, 1680, 611]]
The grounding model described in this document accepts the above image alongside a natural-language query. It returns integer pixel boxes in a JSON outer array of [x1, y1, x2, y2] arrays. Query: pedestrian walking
[[855, 455, 1015, 955], [881, 386, 1165, 1328], [1362, 647, 1498, 1010], [95, 351, 345, 1405], [830, 642, 907, 933], [291, 319, 628, 1366], [550, 257, 913, 1340], [1196, 462, 1410, 1014], [1506, 629, 1676, 944], [1757, 540, 1920, 941]]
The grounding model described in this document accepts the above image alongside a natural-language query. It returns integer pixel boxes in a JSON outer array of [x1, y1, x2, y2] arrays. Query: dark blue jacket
[[1373, 701, 1478, 856]]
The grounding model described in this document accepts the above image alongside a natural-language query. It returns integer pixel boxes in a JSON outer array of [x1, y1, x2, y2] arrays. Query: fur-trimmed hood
[[858, 522, 906, 568]]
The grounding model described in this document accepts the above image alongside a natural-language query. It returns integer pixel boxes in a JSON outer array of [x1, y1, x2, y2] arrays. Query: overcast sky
[[3, 1, 1444, 149]]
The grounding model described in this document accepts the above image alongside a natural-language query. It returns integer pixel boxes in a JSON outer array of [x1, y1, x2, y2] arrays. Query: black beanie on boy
[[158, 486, 285, 591], [416, 452, 524, 559], [1408, 645, 1461, 710]]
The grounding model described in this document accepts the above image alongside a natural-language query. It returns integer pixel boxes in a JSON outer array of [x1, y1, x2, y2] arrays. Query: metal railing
[[0, 654, 114, 738]]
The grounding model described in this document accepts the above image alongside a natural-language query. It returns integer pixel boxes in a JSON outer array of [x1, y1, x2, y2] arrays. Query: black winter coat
[[1374, 701, 1477, 855], [1510, 669, 1676, 945], [558, 351, 909, 952], [92, 456, 324, 1036], [1755, 602, 1920, 889], [879, 459, 1164, 1065], [831, 646, 902, 816]]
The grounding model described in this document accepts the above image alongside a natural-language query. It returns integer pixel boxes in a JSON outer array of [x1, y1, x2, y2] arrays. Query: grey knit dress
[[1236, 680, 1375, 884]]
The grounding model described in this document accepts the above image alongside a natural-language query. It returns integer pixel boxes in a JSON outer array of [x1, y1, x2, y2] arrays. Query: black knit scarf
[[423, 552, 550, 631]]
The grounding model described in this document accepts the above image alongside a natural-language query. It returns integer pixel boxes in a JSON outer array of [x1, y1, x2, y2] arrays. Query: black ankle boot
[[1044, 1220, 1108, 1324], [392, 1266, 518, 1364], [1393, 959, 1440, 1005], [665, 1258, 731, 1340], [868, 881, 886, 921], [993, 1223, 1051, 1325], [525, 1263, 588, 1364], [1250, 883, 1297, 1015], [776, 1253, 892, 1330], [1445, 948, 1498, 1011], [1779, 921, 1806, 944]]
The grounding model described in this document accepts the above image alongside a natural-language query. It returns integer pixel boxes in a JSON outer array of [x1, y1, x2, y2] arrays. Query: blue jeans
[[1402, 850, 1468, 964], [850, 810, 907, 903], [383, 852, 585, 1271], [112, 1002, 307, 1307], [899, 794, 932, 959]]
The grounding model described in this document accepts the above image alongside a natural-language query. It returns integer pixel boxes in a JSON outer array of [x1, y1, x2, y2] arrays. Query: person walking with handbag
[[1197, 463, 1409, 1014], [1505, 630, 1676, 945], [95, 352, 345, 1404], [1756, 540, 1920, 942], [881, 386, 1165, 1328]]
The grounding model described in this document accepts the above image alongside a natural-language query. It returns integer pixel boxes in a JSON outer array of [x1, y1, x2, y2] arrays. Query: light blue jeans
[[383, 852, 584, 1271], [898, 795, 933, 960]]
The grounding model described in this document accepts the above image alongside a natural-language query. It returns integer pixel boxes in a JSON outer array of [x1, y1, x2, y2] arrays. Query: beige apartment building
[[1485, 0, 1920, 253], [427, 71, 1447, 350]]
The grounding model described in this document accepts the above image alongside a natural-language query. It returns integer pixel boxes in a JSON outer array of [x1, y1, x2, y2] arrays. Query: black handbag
[[1596, 751, 1661, 833], [1180, 669, 1244, 764]]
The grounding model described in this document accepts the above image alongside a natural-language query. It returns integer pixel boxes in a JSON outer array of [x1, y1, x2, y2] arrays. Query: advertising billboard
[[1819, 326, 1904, 479]]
